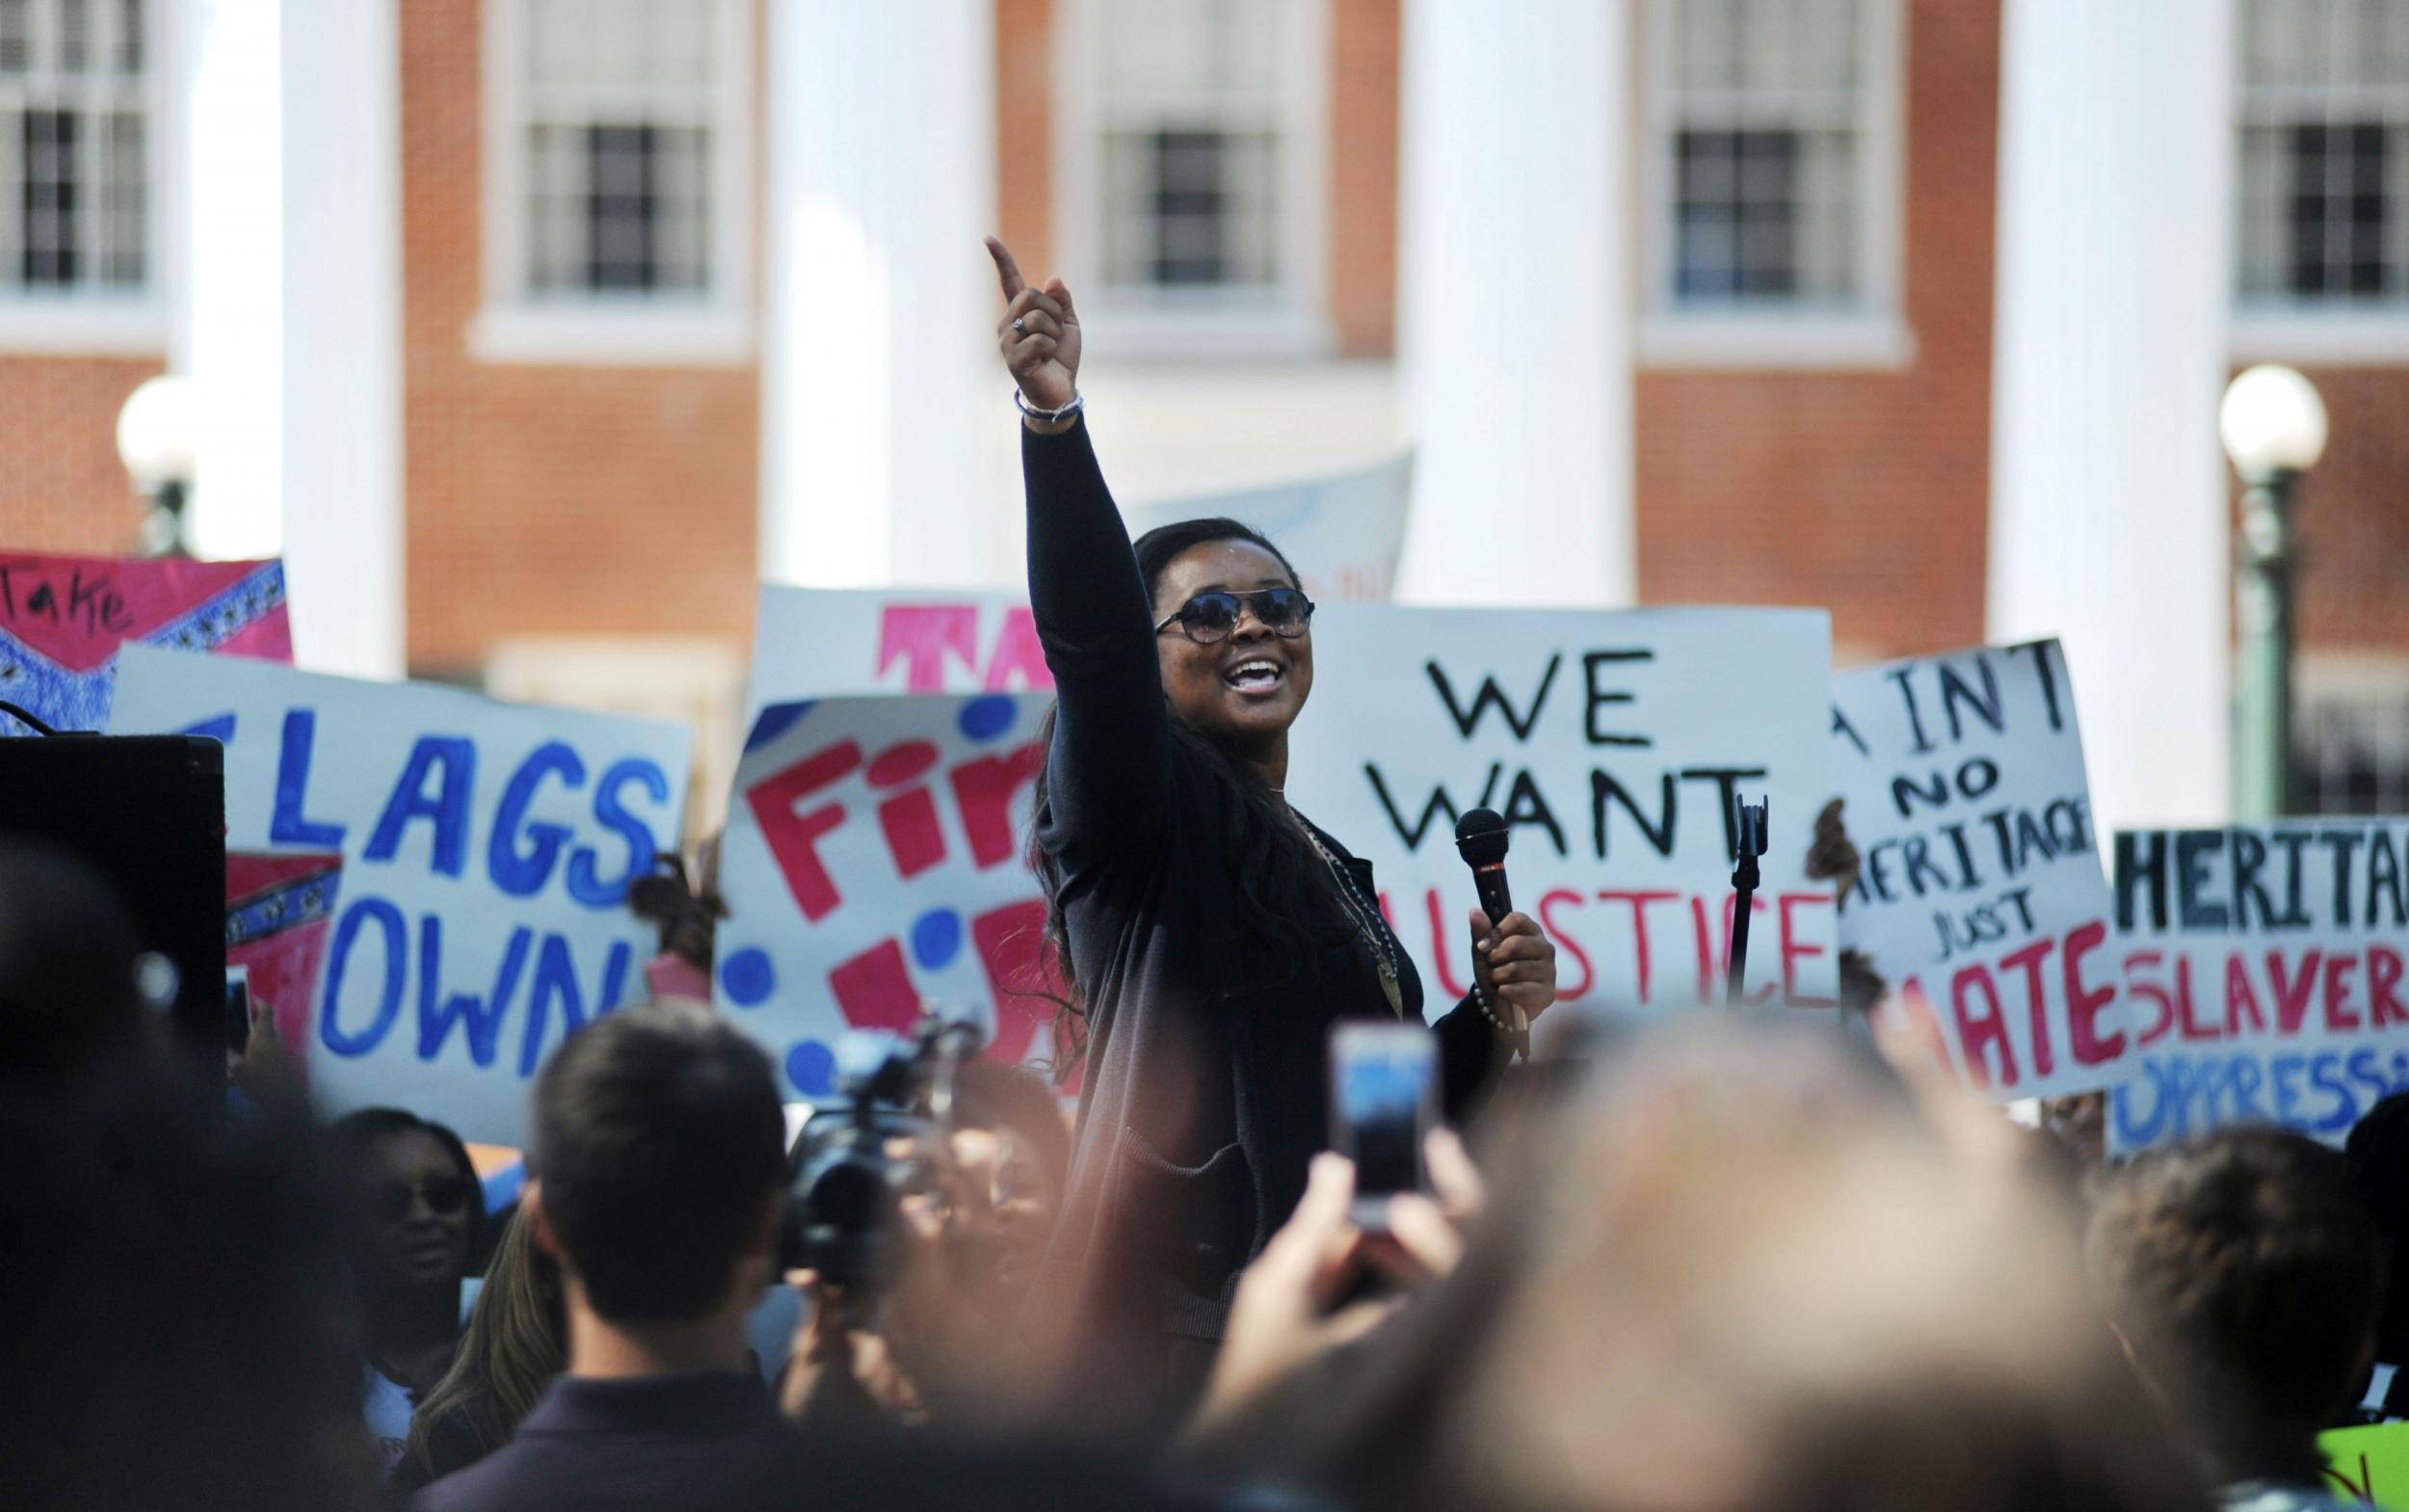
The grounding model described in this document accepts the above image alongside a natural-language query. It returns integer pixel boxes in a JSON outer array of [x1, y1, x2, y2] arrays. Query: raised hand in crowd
[[1188, 1128, 1485, 1443], [985, 236, 1081, 429]]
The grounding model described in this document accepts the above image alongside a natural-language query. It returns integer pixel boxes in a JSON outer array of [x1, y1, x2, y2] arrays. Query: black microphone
[[1454, 808, 1527, 1059], [1454, 807, 1514, 924]]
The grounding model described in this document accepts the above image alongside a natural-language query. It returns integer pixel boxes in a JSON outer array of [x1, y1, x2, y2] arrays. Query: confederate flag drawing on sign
[[0, 553, 290, 734]]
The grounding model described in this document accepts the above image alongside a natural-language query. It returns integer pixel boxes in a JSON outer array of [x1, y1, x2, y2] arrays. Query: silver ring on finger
[[1012, 317, 1027, 336]]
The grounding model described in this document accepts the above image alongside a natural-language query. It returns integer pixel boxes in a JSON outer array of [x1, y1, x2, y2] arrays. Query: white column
[[759, 0, 1001, 591], [1394, 0, 1633, 607], [178, 0, 404, 678], [1988, 0, 2236, 829]]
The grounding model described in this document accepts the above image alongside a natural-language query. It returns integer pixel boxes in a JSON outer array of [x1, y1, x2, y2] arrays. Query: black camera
[[777, 1016, 983, 1297]]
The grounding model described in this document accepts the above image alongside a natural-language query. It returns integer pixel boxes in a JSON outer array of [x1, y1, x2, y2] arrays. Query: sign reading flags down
[[108, 646, 692, 1146], [1282, 605, 1840, 1019], [1829, 639, 2127, 1101], [713, 692, 1057, 1100], [0, 552, 289, 734], [2107, 819, 2409, 1154]]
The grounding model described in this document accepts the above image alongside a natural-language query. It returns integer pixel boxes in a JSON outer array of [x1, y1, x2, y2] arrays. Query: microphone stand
[[1726, 796, 1768, 1008]]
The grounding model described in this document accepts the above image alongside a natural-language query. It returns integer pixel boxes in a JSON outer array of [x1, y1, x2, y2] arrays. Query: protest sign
[[2322, 1422, 2409, 1509], [226, 850, 344, 1067], [741, 452, 1411, 728], [713, 692, 1056, 1098], [1121, 452, 1412, 604], [109, 646, 692, 1145], [2107, 819, 2409, 1154], [1283, 605, 1839, 1018], [1829, 639, 2125, 1101], [0, 552, 288, 734]]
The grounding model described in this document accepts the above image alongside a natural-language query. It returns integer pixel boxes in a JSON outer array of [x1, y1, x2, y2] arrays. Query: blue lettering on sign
[[415, 917, 533, 1067], [271, 709, 347, 849], [568, 756, 670, 908], [489, 741, 586, 897], [365, 735, 477, 877], [320, 896, 406, 1056], [517, 935, 633, 1076], [2111, 1047, 2409, 1151]]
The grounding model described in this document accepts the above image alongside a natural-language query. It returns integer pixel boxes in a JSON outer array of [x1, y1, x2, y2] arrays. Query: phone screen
[[1330, 1023, 1438, 1220]]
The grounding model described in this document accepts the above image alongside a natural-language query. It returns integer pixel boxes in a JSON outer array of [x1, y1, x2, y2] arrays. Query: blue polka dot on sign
[[719, 947, 777, 1008], [910, 908, 965, 970], [785, 1040, 836, 1097], [957, 695, 1017, 744]]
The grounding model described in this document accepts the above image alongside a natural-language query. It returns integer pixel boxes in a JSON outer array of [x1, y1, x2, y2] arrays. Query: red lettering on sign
[[829, 938, 919, 1034], [2063, 921, 2122, 1065], [877, 605, 980, 691], [2325, 951, 2364, 1032], [1950, 964, 2015, 1091], [948, 741, 1045, 868], [1779, 891, 1835, 1008], [1538, 888, 1594, 1001], [1599, 889, 1678, 1006], [747, 739, 863, 922], [2372, 946, 2409, 1029], [2269, 950, 2322, 1035]]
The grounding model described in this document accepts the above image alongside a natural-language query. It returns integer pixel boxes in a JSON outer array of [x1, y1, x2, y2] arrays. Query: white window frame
[[2230, 0, 2409, 365], [1636, 0, 1913, 371], [1053, 0, 1334, 358], [0, 0, 170, 355], [470, 0, 754, 367]]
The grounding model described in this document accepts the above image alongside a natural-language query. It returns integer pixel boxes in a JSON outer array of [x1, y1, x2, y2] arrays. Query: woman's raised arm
[[989, 237, 1172, 857]]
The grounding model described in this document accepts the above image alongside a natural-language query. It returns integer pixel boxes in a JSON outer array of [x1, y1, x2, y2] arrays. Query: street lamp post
[[115, 375, 199, 559], [2218, 364, 2330, 821]]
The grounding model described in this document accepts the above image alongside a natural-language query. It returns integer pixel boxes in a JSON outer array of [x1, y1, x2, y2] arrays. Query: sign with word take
[[0, 553, 288, 734], [1283, 605, 1839, 1021], [714, 692, 1055, 1098], [109, 646, 692, 1146], [1830, 639, 2125, 1101], [2108, 819, 2409, 1154]]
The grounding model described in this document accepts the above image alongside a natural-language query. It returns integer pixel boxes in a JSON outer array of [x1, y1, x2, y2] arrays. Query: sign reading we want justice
[[2110, 819, 2409, 1153]]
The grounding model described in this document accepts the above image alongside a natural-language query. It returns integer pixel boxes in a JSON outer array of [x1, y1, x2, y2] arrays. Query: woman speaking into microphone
[[985, 237, 1556, 1407]]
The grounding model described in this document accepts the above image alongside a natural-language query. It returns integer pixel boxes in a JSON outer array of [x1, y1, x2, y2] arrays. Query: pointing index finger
[[985, 236, 1026, 300]]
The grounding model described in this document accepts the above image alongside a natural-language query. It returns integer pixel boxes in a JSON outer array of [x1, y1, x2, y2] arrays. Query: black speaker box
[[0, 733, 226, 1053]]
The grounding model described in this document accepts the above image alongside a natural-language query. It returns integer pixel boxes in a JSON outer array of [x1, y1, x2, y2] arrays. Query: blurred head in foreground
[[0, 838, 146, 1079], [1, 1035, 374, 1511], [2346, 1089, 2409, 1366], [1257, 1022, 2201, 1512], [524, 1000, 785, 1333], [2091, 1127, 2385, 1490]]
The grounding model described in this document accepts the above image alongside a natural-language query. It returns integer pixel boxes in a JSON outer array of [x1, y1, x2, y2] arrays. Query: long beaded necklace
[[1300, 819, 1406, 1018]]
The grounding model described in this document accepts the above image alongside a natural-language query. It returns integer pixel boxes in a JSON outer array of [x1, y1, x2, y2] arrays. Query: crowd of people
[[6, 238, 2406, 1511], [6, 827, 2409, 1512]]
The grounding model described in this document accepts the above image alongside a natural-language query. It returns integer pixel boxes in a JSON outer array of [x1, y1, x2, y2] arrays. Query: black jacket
[[1021, 418, 1506, 1387]]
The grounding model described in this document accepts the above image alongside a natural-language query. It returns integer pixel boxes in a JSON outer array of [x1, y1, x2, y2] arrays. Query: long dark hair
[[1027, 517, 1354, 1074]]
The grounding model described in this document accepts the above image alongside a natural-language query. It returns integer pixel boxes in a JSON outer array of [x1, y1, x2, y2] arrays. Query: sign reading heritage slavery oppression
[[713, 693, 1057, 1099], [109, 646, 692, 1146], [2108, 819, 2409, 1154], [1830, 639, 2128, 1101]]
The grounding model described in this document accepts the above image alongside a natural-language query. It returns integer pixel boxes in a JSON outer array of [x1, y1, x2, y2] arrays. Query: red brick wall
[[398, 0, 760, 674], [2277, 368, 2409, 654], [0, 357, 160, 555], [1328, 0, 1399, 357], [994, 0, 1056, 280], [1635, 0, 2000, 663]]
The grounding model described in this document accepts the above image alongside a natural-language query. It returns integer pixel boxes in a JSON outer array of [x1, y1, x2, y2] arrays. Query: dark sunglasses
[[371, 1175, 477, 1223], [1153, 587, 1315, 646]]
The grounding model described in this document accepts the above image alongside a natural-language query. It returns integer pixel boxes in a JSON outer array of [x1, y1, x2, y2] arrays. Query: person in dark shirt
[[414, 1002, 795, 1512], [983, 236, 1558, 1413]]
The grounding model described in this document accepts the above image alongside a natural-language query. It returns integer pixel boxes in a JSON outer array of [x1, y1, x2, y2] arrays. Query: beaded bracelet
[[1470, 979, 1517, 1041]]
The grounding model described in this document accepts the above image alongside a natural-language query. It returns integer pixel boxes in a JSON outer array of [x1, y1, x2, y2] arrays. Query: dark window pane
[[22, 109, 79, 286], [1674, 127, 1797, 301], [1152, 130, 1228, 284], [2286, 120, 2392, 298], [585, 122, 659, 289]]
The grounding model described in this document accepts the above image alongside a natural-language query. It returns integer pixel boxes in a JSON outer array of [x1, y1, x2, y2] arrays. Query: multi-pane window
[[2237, 0, 2409, 306], [0, 0, 148, 296], [510, 0, 720, 301], [1090, 0, 1298, 299], [1652, 0, 1884, 312], [2295, 679, 2409, 813]]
